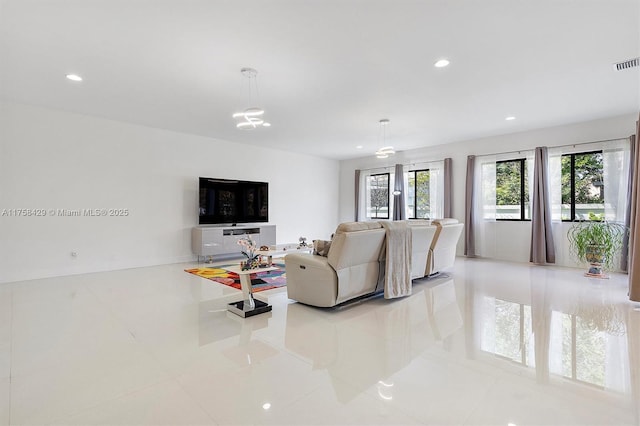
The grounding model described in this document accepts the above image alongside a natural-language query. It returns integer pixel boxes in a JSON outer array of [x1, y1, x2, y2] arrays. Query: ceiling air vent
[[613, 57, 639, 71]]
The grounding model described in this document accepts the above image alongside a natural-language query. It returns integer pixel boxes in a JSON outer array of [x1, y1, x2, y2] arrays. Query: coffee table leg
[[239, 273, 255, 309]]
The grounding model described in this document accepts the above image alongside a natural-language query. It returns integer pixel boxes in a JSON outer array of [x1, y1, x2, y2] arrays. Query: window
[[358, 161, 444, 221], [407, 169, 430, 219], [496, 159, 530, 220], [561, 151, 604, 221], [367, 173, 390, 219]]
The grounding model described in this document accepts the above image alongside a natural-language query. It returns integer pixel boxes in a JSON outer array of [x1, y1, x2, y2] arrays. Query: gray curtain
[[629, 116, 640, 302], [464, 156, 476, 257], [530, 146, 556, 264], [622, 136, 635, 272], [443, 157, 452, 218], [354, 169, 361, 222], [393, 163, 406, 220]]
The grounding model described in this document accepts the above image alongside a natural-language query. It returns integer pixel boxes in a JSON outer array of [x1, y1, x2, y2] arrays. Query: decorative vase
[[241, 256, 260, 271], [584, 244, 606, 278], [238, 235, 259, 270]]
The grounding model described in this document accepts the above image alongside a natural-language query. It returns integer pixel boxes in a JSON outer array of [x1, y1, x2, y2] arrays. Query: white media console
[[191, 224, 276, 261]]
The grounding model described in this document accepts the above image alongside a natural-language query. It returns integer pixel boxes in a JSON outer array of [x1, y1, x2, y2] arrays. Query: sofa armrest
[[284, 253, 339, 307], [286, 252, 332, 269], [426, 222, 464, 275], [431, 218, 459, 226]]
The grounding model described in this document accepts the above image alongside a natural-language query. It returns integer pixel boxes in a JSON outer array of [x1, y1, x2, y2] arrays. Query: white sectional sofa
[[284, 219, 463, 307]]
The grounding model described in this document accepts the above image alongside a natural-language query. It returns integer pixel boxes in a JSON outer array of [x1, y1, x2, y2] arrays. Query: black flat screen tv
[[199, 177, 268, 225]]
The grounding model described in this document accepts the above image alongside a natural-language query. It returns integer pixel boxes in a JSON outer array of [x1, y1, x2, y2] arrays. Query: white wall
[[0, 101, 339, 283], [339, 113, 637, 267]]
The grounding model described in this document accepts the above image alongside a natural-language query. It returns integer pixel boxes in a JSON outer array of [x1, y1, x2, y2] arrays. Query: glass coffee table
[[225, 264, 279, 318]]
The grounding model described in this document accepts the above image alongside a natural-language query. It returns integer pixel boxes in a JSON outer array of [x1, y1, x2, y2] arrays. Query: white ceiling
[[1, 0, 639, 160]]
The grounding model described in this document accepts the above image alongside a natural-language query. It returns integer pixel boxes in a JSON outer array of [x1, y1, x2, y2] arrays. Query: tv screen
[[199, 177, 268, 225]]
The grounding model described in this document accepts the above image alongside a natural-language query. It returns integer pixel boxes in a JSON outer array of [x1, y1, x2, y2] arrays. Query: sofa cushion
[[431, 218, 459, 226], [405, 219, 433, 226], [335, 221, 382, 233], [313, 239, 332, 257]]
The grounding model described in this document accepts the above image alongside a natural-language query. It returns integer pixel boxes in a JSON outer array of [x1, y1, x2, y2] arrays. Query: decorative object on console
[[298, 236, 308, 247], [375, 119, 395, 159], [232, 67, 270, 129], [567, 219, 626, 278]]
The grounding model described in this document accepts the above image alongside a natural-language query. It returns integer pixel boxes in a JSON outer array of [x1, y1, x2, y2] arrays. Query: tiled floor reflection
[[0, 258, 638, 425]]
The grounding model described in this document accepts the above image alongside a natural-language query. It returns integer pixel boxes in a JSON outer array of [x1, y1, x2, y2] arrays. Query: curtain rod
[[357, 136, 629, 172], [357, 158, 447, 173], [473, 137, 628, 159]]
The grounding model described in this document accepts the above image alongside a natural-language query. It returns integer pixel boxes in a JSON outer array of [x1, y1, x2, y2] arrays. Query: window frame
[[495, 158, 529, 222], [561, 150, 604, 222], [368, 172, 390, 220], [407, 168, 430, 220]]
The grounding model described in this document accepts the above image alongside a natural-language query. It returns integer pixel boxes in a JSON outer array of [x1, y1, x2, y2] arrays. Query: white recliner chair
[[285, 221, 386, 307]]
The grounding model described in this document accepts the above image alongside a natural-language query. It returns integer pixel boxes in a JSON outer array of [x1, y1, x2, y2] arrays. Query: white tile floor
[[1, 258, 639, 425]]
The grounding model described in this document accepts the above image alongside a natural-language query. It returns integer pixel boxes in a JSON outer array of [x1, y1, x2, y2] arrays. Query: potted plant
[[237, 235, 259, 270], [567, 218, 626, 278]]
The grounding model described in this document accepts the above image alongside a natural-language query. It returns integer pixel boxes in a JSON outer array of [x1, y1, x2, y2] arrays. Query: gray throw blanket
[[380, 221, 412, 299]]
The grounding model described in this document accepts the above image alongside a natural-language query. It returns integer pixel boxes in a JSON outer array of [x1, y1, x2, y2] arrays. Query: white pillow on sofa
[[313, 239, 332, 256]]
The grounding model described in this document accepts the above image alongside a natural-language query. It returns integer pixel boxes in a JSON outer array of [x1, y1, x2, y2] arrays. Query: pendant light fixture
[[375, 119, 395, 158], [233, 67, 270, 129]]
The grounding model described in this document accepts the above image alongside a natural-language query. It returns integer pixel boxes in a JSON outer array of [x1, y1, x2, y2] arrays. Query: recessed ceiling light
[[434, 59, 450, 68], [505, 116, 516, 121], [66, 74, 83, 82], [356, 145, 363, 149], [262, 122, 271, 127]]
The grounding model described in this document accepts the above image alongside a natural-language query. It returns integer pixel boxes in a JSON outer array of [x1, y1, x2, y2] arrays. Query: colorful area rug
[[185, 262, 287, 293]]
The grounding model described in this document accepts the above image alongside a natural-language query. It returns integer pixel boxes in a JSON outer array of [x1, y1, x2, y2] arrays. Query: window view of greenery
[[368, 173, 389, 219], [561, 151, 604, 221], [556, 313, 606, 388], [481, 298, 533, 366], [496, 159, 530, 220], [407, 169, 430, 219]]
